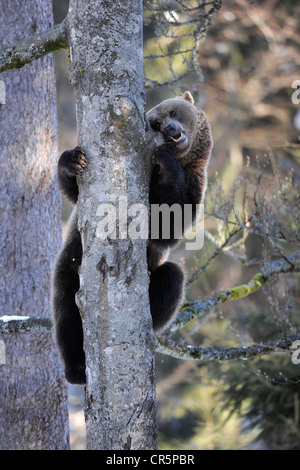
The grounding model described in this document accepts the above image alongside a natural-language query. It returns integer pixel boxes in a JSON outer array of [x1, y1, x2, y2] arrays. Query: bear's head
[[147, 91, 201, 159]]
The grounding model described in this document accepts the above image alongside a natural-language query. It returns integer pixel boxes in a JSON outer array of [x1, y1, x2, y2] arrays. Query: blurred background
[[53, 0, 300, 450]]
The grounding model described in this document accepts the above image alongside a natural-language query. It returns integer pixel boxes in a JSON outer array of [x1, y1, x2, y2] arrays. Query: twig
[[187, 227, 242, 285], [144, 0, 223, 90], [145, 71, 191, 89], [144, 48, 194, 59]]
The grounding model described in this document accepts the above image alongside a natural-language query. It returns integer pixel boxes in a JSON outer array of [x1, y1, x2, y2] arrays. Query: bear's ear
[[176, 91, 194, 105]]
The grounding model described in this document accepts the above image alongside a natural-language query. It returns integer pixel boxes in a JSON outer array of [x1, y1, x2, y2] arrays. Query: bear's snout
[[163, 122, 186, 145], [163, 123, 177, 136]]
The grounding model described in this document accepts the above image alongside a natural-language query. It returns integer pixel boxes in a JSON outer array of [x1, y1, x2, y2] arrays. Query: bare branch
[[144, 48, 194, 59], [169, 252, 300, 333], [0, 19, 68, 74], [0, 316, 52, 334], [2, 252, 297, 336], [143, 0, 223, 91], [187, 227, 243, 285], [145, 71, 190, 89], [156, 334, 300, 361]]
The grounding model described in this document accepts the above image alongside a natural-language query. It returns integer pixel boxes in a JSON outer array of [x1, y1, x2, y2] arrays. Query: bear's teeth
[[171, 132, 186, 143], [172, 133, 183, 143]]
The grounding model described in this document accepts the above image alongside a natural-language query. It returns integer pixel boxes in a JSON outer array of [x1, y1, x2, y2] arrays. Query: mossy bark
[[0, 20, 68, 73]]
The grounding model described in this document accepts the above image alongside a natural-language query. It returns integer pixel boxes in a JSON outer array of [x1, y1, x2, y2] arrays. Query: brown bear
[[146, 90, 213, 329], [52, 91, 213, 384]]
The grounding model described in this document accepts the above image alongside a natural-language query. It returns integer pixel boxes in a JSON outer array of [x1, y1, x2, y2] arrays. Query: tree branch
[[145, 71, 191, 90], [0, 316, 52, 334], [1, 254, 299, 336], [2, 315, 298, 364], [187, 226, 243, 285], [156, 334, 300, 361], [168, 252, 300, 333], [0, 19, 68, 73]]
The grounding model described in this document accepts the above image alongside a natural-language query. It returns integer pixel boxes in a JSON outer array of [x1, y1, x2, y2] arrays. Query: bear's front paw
[[152, 142, 177, 167], [59, 146, 88, 177]]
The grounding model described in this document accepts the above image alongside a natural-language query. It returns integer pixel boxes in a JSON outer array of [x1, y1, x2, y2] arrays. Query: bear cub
[[52, 91, 213, 384]]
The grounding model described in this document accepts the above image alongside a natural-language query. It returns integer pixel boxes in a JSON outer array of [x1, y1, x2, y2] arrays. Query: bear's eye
[[169, 110, 176, 118], [153, 121, 161, 131]]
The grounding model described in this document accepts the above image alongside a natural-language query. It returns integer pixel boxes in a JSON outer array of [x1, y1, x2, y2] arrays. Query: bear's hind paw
[[65, 363, 86, 385]]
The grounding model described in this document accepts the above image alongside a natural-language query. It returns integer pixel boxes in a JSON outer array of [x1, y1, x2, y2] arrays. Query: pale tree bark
[[0, 0, 69, 450], [68, 0, 157, 450]]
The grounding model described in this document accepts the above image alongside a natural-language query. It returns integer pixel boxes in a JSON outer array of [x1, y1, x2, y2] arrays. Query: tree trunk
[[0, 0, 69, 450], [68, 0, 157, 450]]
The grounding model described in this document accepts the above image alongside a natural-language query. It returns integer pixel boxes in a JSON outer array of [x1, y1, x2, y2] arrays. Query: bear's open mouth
[[170, 132, 186, 144]]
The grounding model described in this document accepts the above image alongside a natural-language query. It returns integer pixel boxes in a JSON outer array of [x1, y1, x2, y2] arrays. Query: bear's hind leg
[[53, 266, 85, 384], [149, 261, 185, 333], [52, 231, 86, 385]]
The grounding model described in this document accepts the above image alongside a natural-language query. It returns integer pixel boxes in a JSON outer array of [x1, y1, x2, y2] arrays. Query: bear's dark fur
[[52, 91, 212, 384]]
